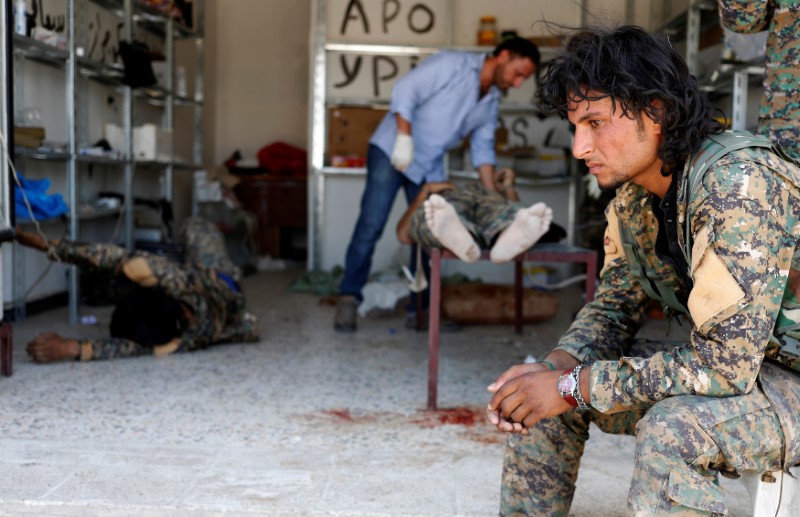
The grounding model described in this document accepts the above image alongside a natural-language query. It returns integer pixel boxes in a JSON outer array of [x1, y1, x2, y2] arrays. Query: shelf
[[318, 166, 571, 187], [699, 63, 765, 97], [76, 57, 125, 87], [325, 42, 440, 56], [173, 95, 203, 107], [324, 98, 541, 114], [326, 99, 388, 109], [450, 169, 571, 187], [657, 1, 718, 39], [326, 42, 563, 59], [76, 154, 128, 165], [19, 206, 126, 224], [12, 35, 68, 67], [88, 0, 198, 37], [14, 148, 71, 161], [74, 205, 126, 221], [134, 86, 170, 104], [319, 166, 366, 176]]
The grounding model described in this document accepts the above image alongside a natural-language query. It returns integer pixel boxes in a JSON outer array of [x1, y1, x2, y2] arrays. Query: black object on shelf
[[118, 40, 157, 88]]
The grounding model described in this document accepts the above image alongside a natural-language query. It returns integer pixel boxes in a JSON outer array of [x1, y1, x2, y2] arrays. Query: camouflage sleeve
[[78, 337, 153, 360], [79, 335, 197, 360], [554, 203, 651, 363], [590, 158, 796, 414], [209, 312, 260, 344], [48, 240, 129, 275], [717, 0, 772, 33]]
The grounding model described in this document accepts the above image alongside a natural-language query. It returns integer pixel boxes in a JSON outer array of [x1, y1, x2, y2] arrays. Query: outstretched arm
[[15, 227, 52, 252], [26, 333, 79, 362], [396, 182, 455, 243], [26, 332, 165, 362]]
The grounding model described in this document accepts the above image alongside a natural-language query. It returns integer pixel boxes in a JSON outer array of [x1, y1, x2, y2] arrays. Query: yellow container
[[478, 16, 497, 46]]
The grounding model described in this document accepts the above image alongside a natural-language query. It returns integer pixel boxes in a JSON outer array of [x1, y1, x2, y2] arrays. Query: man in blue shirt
[[335, 38, 540, 332]]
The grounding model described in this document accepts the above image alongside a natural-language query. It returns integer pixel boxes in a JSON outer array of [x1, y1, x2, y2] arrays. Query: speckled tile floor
[[0, 268, 751, 516]]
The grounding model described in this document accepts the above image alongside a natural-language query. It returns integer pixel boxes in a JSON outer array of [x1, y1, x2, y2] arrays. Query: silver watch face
[[557, 373, 576, 396]]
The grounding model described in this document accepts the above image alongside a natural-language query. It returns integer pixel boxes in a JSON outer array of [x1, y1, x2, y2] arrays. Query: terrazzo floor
[[0, 267, 751, 516]]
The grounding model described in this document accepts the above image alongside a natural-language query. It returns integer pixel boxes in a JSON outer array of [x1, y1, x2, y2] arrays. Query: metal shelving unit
[[9, 0, 204, 322], [655, 0, 764, 131]]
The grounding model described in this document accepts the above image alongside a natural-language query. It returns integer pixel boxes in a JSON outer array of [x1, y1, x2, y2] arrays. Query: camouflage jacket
[[555, 139, 800, 462], [718, 0, 800, 160], [49, 241, 259, 360]]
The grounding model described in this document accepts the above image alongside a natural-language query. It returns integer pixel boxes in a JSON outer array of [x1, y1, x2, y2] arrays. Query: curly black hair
[[537, 25, 725, 177]]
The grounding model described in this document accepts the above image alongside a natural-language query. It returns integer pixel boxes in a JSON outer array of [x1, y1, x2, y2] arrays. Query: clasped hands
[[486, 362, 574, 434]]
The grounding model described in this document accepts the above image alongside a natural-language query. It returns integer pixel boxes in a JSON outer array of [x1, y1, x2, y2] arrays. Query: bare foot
[[490, 202, 553, 263], [423, 194, 480, 263], [26, 332, 80, 363]]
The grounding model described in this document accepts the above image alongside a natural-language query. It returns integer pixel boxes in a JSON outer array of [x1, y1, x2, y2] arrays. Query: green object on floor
[[289, 266, 344, 295]]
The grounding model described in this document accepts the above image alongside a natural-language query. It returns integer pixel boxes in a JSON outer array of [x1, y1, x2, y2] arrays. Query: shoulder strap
[[619, 131, 776, 317], [684, 131, 775, 267], [686, 131, 773, 203], [619, 221, 689, 316]]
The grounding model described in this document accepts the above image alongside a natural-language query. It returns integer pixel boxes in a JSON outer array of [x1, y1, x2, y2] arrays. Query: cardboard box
[[327, 106, 388, 163], [14, 126, 45, 149]]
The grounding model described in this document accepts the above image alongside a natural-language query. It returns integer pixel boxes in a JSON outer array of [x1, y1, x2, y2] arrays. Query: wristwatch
[[557, 364, 591, 411]]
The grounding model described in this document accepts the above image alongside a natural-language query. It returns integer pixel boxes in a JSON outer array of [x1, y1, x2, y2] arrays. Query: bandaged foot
[[424, 194, 480, 263], [490, 202, 553, 263]]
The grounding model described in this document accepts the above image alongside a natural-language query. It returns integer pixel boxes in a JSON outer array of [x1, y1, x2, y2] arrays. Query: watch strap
[[571, 364, 591, 412], [558, 368, 578, 407]]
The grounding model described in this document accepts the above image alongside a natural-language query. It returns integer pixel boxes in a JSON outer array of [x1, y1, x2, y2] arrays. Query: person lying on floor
[[396, 168, 561, 263], [16, 217, 260, 363]]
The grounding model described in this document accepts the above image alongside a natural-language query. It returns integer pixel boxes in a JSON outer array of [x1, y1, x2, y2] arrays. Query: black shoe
[[405, 312, 462, 332], [334, 295, 358, 332]]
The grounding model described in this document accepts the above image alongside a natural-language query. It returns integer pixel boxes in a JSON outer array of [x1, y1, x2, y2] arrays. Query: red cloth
[[256, 142, 307, 178]]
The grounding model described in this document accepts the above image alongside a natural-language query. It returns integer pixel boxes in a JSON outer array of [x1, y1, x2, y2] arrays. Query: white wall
[[204, 0, 311, 165]]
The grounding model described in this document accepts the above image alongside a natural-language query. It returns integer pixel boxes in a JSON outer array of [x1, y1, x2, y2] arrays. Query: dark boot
[[334, 295, 358, 332]]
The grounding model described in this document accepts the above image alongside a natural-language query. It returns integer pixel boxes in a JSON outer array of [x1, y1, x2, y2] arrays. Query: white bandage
[[390, 133, 414, 172]]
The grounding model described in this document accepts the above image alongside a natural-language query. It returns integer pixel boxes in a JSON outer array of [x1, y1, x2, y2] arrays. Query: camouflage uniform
[[718, 0, 800, 160], [48, 217, 259, 361], [502, 141, 800, 515], [407, 183, 521, 248]]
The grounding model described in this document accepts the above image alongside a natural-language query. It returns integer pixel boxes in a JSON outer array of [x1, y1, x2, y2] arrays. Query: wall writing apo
[[325, 0, 446, 101]]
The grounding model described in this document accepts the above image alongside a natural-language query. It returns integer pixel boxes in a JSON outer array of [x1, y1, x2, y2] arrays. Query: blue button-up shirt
[[370, 51, 502, 185]]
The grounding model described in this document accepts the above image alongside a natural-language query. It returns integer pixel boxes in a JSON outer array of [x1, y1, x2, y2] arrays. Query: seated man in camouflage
[[396, 168, 556, 263], [17, 217, 260, 363]]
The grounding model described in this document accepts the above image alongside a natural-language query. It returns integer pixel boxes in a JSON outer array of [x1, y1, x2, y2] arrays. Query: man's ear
[[496, 49, 511, 64], [650, 99, 665, 135]]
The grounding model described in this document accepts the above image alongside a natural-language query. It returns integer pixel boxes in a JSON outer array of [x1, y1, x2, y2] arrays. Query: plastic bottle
[[477, 16, 497, 46], [13, 0, 27, 37]]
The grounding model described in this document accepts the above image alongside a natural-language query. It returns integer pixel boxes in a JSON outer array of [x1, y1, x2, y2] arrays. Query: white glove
[[584, 173, 602, 200], [391, 133, 414, 172]]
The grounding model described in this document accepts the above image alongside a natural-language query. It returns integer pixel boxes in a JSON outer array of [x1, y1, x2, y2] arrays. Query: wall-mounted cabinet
[[6, 0, 204, 322]]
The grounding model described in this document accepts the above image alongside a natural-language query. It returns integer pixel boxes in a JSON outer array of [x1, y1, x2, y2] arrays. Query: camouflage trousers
[[501, 339, 792, 516], [408, 183, 521, 249], [180, 217, 240, 281]]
